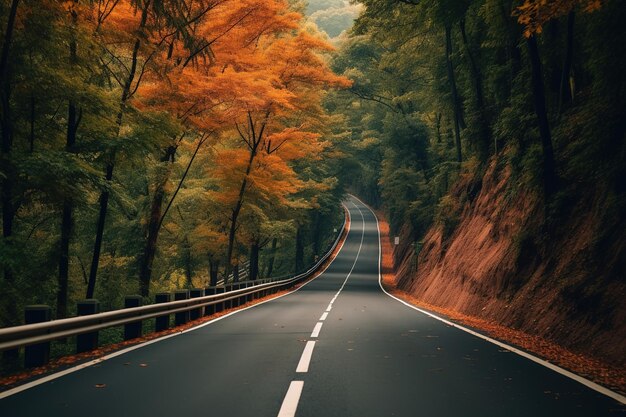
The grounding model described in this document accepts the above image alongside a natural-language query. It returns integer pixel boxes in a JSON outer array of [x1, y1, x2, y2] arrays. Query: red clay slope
[[388, 160, 626, 392]]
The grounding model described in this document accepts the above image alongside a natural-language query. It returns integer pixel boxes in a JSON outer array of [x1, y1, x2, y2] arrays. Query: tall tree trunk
[[249, 240, 259, 281], [499, 1, 522, 85], [209, 258, 219, 286], [138, 149, 174, 296], [311, 212, 322, 258], [29, 94, 34, 152], [232, 263, 240, 282], [435, 113, 442, 143], [445, 25, 463, 163], [58, 201, 72, 318], [459, 18, 490, 160], [295, 226, 304, 274], [225, 203, 241, 283], [225, 144, 259, 281], [266, 238, 277, 278], [0, 0, 20, 329], [527, 35, 557, 198], [139, 135, 206, 295], [139, 171, 169, 295], [183, 236, 192, 287], [58, 1, 79, 318], [87, 2, 149, 297], [558, 11, 575, 116], [0, 0, 19, 88], [86, 162, 113, 298]]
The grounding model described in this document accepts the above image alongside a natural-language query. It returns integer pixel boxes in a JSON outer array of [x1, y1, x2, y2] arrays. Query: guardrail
[[0, 209, 347, 369]]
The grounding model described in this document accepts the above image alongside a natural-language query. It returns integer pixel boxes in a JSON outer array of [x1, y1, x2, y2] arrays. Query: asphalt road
[[1, 197, 624, 417]]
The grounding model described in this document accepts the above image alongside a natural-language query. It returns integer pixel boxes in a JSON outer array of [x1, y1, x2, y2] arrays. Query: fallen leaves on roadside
[[377, 209, 626, 395], [94, 384, 106, 388]]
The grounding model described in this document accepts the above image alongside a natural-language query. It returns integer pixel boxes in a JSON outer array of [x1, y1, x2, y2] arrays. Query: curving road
[[1, 197, 624, 416]]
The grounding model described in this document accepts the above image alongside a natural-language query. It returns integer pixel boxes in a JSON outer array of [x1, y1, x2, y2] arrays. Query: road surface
[[1, 197, 624, 416]]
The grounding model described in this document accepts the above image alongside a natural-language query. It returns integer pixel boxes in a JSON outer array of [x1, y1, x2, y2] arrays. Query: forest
[[1, 0, 625, 372], [328, 0, 625, 370], [0, 0, 351, 328], [335, 0, 624, 236]]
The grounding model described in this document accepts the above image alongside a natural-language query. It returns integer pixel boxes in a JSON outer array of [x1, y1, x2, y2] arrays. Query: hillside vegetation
[[0, 0, 349, 326], [328, 0, 626, 368]]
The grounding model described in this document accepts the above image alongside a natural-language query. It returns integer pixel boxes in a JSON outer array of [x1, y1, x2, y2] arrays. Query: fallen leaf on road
[[139, 363, 148, 367], [95, 384, 106, 388]]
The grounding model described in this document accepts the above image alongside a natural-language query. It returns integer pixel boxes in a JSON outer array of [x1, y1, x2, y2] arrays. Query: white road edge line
[[319, 312, 328, 321], [0, 208, 354, 400], [350, 194, 626, 406], [277, 380, 304, 417], [296, 341, 316, 373], [328, 201, 366, 305], [311, 322, 323, 338]]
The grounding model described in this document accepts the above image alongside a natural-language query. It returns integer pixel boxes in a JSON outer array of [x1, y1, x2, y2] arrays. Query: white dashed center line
[[311, 322, 323, 338], [296, 341, 316, 373], [276, 201, 367, 417], [277, 381, 304, 417]]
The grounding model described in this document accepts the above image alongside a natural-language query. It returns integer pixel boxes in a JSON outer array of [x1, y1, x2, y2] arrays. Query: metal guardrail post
[[205, 287, 216, 316], [246, 282, 253, 303], [232, 284, 240, 308], [24, 305, 51, 367], [238, 283, 245, 306], [215, 286, 225, 312], [123, 296, 143, 341], [174, 290, 190, 325], [76, 300, 100, 353], [189, 289, 205, 320], [154, 293, 171, 331], [225, 284, 233, 309]]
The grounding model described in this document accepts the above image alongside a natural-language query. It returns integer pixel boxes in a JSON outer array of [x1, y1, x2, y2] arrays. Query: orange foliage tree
[[0, 0, 350, 311], [207, 28, 351, 281], [515, 0, 602, 36]]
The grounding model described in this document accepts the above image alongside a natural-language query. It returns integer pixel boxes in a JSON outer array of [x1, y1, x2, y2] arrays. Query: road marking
[[325, 201, 366, 307], [0, 213, 353, 400], [296, 341, 316, 373], [277, 381, 304, 417], [350, 194, 626, 406], [326, 305, 332, 312], [319, 312, 328, 321], [311, 322, 323, 338]]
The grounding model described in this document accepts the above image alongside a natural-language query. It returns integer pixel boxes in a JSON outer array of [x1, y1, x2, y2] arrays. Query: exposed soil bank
[[379, 160, 626, 393]]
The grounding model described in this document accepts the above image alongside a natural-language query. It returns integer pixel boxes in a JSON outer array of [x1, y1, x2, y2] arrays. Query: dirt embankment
[[385, 161, 626, 393]]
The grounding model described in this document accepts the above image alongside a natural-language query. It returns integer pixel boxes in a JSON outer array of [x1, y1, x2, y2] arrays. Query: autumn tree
[[206, 29, 349, 281]]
